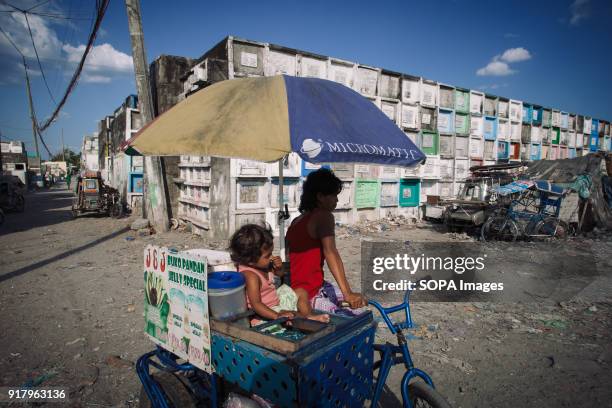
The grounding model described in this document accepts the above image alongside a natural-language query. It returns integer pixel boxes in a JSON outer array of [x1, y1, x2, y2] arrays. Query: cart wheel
[[408, 381, 452, 408], [529, 217, 570, 241], [480, 216, 519, 242], [111, 202, 123, 218], [139, 371, 199, 408]]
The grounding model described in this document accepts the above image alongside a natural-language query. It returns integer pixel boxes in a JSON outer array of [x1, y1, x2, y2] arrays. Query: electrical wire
[[38, 0, 110, 132], [26, 11, 92, 21], [26, 0, 51, 12], [21, 57, 52, 156], [52, 0, 74, 94], [1, 0, 109, 157], [24, 12, 57, 104], [0, 22, 24, 57]]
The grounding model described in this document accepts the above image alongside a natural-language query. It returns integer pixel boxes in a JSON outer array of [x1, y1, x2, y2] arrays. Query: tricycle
[[137, 289, 451, 408], [71, 171, 123, 218], [480, 180, 571, 242]]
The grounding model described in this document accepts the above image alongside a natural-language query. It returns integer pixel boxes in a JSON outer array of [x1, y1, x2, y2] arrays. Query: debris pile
[[336, 214, 418, 237]]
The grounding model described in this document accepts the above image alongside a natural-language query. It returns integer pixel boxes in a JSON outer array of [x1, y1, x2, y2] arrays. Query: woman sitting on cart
[[286, 168, 367, 316]]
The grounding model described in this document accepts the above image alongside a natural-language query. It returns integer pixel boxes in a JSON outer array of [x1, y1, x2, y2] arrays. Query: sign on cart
[[143, 245, 213, 373]]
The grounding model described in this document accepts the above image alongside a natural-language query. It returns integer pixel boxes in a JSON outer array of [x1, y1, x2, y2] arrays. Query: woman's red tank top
[[286, 210, 324, 299]]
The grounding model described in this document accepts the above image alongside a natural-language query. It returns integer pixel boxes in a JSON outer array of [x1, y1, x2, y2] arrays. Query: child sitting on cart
[[230, 224, 330, 325]]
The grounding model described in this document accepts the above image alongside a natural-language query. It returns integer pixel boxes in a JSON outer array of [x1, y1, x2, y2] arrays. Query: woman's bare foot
[[307, 313, 330, 323]]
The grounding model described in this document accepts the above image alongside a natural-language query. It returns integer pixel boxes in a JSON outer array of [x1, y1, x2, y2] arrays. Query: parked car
[[442, 163, 525, 231]]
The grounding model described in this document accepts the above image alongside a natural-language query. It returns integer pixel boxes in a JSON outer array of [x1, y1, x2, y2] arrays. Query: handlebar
[[368, 288, 413, 335]]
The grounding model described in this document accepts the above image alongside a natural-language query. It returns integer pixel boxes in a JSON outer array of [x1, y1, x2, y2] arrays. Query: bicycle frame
[[369, 289, 435, 408], [508, 188, 565, 237]]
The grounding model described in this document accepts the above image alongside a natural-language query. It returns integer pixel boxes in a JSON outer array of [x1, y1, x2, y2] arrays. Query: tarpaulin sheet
[[493, 180, 534, 196]]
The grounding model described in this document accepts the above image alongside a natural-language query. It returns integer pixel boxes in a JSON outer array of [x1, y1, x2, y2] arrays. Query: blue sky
[[1, 0, 611, 159]]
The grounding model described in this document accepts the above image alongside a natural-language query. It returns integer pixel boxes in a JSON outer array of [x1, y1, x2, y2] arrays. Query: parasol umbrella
[[128, 75, 426, 256]]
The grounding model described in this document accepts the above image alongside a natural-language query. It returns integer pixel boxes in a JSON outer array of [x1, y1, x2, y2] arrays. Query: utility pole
[[0, 130, 3, 174], [24, 57, 40, 161], [125, 0, 169, 232], [61, 129, 65, 162]]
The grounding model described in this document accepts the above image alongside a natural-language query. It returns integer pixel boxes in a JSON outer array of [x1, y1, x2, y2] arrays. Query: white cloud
[[477, 60, 515, 76], [504, 33, 519, 39], [570, 0, 590, 26], [81, 74, 113, 83], [499, 47, 532, 63], [0, 12, 63, 60], [476, 47, 532, 77], [63, 43, 133, 82], [0, 8, 132, 85]]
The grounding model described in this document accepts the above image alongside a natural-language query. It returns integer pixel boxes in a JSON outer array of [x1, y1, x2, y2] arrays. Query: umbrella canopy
[[128, 75, 425, 167]]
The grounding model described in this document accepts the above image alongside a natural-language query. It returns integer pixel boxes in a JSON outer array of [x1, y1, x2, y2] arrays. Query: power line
[[2, 0, 110, 157], [37, 0, 110, 132], [24, 12, 57, 104], [27, 11, 92, 21], [26, 0, 51, 12], [0, 3, 58, 104], [0, 22, 24, 58]]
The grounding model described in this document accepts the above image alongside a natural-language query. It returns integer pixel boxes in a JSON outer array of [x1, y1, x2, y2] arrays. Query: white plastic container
[[208, 272, 247, 321]]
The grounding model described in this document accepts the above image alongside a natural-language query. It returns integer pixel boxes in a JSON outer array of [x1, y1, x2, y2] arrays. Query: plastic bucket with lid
[[208, 272, 247, 322]]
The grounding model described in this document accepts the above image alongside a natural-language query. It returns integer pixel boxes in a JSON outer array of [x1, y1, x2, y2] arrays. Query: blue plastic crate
[[211, 313, 376, 407]]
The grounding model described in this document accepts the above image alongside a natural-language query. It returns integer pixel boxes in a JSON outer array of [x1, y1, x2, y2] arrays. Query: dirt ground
[[1, 185, 611, 407]]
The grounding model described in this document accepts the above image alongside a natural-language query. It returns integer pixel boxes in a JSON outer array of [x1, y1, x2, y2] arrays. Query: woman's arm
[[316, 212, 367, 308]]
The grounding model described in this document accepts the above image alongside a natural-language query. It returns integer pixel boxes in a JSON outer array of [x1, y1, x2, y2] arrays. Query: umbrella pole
[[278, 157, 286, 261]]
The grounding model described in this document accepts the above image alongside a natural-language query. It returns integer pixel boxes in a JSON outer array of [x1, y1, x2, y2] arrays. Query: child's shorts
[[251, 284, 298, 326]]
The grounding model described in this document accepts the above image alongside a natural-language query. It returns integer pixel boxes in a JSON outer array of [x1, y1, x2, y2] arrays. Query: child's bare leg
[[294, 288, 329, 323]]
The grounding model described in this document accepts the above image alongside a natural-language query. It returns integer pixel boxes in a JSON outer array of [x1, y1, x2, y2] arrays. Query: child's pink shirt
[[238, 264, 280, 309]]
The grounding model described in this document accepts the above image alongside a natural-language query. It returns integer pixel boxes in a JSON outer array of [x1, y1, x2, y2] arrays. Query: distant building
[[1, 140, 28, 185], [81, 134, 100, 171], [42, 161, 67, 178]]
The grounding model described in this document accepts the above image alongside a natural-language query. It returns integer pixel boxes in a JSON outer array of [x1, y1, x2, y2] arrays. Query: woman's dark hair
[[229, 223, 274, 265], [299, 168, 342, 213]]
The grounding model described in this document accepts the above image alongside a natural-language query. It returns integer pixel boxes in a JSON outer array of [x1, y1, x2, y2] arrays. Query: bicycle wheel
[[530, 217, 570, 241], [138, 371, 199, 408], [480, 215, 520, 242], [110, 202, 123, 218], [408, 381, 452, 408]]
